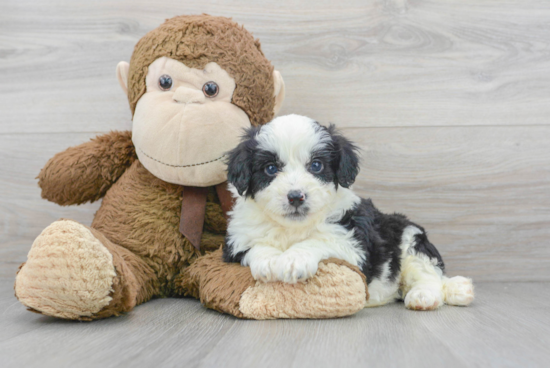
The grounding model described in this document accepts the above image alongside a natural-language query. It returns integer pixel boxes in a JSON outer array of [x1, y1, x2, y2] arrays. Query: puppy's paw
[[444, 276, 474, 306], [274, 252, 319, 284], [405, 287, 444, 311], [249, 258, 277, 283]]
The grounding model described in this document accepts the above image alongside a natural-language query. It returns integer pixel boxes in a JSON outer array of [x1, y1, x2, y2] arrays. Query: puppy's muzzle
[[287, 190, 306, 208]]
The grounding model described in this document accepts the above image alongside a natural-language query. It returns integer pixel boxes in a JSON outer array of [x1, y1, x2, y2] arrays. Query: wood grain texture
[[1, 280, 549, 368], [350, 125, 550, 281], [1, 0, 550, 133], [1, 1, 550, 281]]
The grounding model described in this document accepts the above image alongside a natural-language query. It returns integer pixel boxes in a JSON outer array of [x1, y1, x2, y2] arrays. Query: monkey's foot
[[15, 220, 117, 320]]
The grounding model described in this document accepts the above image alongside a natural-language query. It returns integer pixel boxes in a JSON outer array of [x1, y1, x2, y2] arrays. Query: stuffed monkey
[[14, 15, 368, 320]]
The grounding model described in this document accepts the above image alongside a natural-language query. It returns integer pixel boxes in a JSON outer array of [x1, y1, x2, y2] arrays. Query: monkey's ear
[[272, 70, 285, 116], [116, 61, 130, 95], [328, 125, 360, 188]]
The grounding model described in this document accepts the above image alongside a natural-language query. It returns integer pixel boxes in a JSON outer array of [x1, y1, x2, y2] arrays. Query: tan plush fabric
[[239, 259, 368, 319], [132, 75, 251, 185], [15, 220, 117, 319], [127, 15, 276, 126], [131, 57, 253, 187], [180, 250, 368, 319]]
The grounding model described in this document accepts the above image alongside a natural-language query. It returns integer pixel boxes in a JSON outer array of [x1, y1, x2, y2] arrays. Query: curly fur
[[38, 131, 137, 205]]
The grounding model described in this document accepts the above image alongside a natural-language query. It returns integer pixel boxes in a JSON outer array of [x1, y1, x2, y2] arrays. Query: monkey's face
[[130, 57, 253, 186]]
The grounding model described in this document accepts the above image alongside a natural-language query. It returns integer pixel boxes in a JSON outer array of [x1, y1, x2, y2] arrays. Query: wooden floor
[[1, 0, 550, 366], [0, 279, 548, 368]]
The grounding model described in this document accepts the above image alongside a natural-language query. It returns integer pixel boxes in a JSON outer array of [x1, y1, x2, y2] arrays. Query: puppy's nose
[[287, 190, 306, 208]]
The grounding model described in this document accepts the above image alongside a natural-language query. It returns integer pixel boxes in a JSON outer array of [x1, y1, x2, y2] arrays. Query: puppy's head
[[226, 114, 359, 224]]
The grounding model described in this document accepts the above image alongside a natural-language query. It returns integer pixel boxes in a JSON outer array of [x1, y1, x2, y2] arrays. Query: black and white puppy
[[223, 114, 474, 310]]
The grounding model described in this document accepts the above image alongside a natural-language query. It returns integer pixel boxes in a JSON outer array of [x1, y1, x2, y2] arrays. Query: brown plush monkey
[[14, 15, 368, 320]]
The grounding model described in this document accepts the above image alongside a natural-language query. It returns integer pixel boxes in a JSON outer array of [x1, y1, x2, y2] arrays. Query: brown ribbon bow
[[179, 182, 234, 250]]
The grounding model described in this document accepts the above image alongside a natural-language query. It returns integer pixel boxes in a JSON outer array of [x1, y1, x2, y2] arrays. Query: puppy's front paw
[[249, 258, 277, 283], [274, 252, 319, 284]]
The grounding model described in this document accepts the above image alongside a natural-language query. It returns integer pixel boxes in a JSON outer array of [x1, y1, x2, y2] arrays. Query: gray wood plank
[[349, 125, 550, 282], [1, 126, 549, 282], [0, 133, 101, 278], [1, 0, 550, 133], [1, 281, 549, 368]]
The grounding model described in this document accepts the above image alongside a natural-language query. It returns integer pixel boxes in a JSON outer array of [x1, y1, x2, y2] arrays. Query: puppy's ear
[[329, 124, 360, 188], [226, 127, 260, 196]]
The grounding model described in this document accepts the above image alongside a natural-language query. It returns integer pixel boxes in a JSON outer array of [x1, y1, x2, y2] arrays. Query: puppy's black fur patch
[[225, 127, 260, 196], [226, 126, 285, 199], [247, 149, 282, 198], [307, 123, 361, 189], [325, 124, 360, 188], [223, 238, 249, 263], [337, 198, 445, 284]]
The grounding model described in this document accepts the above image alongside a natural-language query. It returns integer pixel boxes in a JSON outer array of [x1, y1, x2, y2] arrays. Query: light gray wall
[[1, 0, 549, 281]]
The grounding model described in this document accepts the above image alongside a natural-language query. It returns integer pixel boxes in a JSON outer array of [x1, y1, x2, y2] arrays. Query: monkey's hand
[[38, 130, 136, 205]]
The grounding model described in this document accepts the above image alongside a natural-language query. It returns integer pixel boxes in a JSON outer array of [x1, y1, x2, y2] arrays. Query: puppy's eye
[[158, 75, 173, 91], [310, 160, 324, 173], [202, 81, 219, 97], [264, 164, 278, 176]]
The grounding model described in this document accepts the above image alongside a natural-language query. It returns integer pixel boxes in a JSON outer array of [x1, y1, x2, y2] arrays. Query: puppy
[[223, 114, 474, 310]]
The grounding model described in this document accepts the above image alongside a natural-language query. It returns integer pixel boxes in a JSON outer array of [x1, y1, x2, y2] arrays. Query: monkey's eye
[[158, 75, 173, 91], [265, 164, 278, 176], [310, 160, 324, 173], [202, 81, 219, 97]]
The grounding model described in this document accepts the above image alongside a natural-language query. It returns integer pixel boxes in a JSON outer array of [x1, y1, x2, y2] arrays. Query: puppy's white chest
[[260, 226, 315, 252]]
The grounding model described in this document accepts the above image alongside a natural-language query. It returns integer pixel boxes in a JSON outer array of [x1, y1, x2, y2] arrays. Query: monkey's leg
[[176, 249, 368, 319], [15, 219, 157, 320]]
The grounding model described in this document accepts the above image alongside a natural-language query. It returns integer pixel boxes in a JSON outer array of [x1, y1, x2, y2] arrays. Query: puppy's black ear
[[226, 127, 260, 196], [328, 124, 360, 188]]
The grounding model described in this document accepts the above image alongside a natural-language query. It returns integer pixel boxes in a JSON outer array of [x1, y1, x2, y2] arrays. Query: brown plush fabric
[[177, 249, 255, 318], [90, 158, 225, 298], [38, 131, 136, 206], [127, 15, 276, 126], [215, 182, 235, 218], [86, 226, 152, 320], [27, 131, 227, 309], [180, 249, 369, 319]]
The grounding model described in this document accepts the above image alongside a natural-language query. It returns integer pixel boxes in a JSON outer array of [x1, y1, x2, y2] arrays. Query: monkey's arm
[[38, 131, 136, 205]]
